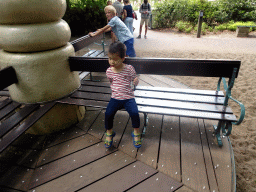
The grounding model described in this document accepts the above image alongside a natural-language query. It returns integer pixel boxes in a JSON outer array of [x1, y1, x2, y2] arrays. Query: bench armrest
[[217, 76, 245, 125], [229, 96, 245, 125]]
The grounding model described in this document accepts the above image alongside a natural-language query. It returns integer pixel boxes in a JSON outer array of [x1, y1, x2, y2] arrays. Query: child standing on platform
[[104, 42, 141, 148], [89, 5, 136, 57]]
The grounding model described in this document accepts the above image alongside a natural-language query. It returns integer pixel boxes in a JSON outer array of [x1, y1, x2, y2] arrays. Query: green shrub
[[214, 24, 227, 31], [175, 21, 193, 32], [63, 0, 107, 36]]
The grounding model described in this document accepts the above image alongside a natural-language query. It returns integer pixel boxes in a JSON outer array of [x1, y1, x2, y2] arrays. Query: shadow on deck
[[0, 74, 235, 192]]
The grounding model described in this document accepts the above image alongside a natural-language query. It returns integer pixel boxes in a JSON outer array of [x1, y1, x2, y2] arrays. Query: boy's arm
[[89, 25, 111, 37]]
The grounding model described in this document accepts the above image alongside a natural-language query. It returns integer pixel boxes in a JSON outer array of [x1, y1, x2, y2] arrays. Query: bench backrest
[[70, 33, 104, 52], [69, 57, 241, 78]]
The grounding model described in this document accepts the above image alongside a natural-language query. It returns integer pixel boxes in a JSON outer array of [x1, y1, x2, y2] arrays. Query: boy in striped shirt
[[104, 42, 141, 148]]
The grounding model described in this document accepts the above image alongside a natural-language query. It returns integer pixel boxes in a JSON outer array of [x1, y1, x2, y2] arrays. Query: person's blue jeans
[[105, 98, 140, 130], [124, 38, 136, 57], [124, 17, 134, 35]]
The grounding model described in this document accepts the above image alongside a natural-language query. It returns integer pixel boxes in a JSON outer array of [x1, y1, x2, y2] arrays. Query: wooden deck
[[0, 73, 235, 192]]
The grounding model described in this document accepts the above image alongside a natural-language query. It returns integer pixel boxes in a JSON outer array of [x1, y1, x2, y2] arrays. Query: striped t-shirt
[[106, 64, 137, 100]]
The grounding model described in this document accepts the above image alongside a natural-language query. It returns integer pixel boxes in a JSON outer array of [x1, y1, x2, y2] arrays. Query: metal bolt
[[162, 165, 164, 167], [80, 175, 83, 178], [175, 172, 178, 174], [115, 154, 117, 156], [189, 132, 191, 134], [141, 153, 143, 156], [134, 165, 136, 167], [36, 179, 38, 182], [171, 186, 174, 189], [156, 178, 159, 181], [145, 172, 148, 174], [152, 159, 154, 162], [203, 186, 206, 189], [194, 162, 197, 165], [122, 145, 124, 147], [74, 160, 76, 162], [187, 178, 190, 181], [125, 160, 127, 162]]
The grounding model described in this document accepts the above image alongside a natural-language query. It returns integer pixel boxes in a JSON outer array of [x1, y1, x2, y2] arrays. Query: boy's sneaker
[[136, 35, 141, 39], [144, 35, 147, 39]]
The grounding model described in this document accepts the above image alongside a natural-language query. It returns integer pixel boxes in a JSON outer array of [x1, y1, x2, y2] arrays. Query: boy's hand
[[133, 77, 139, 86], [89, 32, 95, 37]]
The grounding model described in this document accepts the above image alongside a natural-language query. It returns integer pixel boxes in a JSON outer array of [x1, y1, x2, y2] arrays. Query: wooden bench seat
[[64, 56, 245, 146]]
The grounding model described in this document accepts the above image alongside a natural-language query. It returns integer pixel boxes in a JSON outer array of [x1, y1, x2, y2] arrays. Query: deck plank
[[43, 126, 86, 148], [136, 114, 162, 169], [127, 172, 183, 192], [78, 161, 157, 192], [29, 151, 135, 192], [29, 142, 116, 189], [118, 113, 145, 158], [0, 164, 34, 191], [204, 120, 233, 192], [87, 110, 106, 140], [157, 115, 181, 181], [198, 119, 219, 192], [76, 108, 102, 131], [180, 117, 210, 192], [36, 134, 100, 166]]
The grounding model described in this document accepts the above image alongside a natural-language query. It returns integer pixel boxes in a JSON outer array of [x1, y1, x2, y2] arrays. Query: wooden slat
[[81, 80, 110, 87], [29, 151, 135, 192], [135, 98, 233, 114], [0, 187, 22, 192], [204, 120, 233, 192], [76, 109, 102, 132], [0, 102, 56, 153], [136, 114, 163, 169], [180, 117, 210, 192], [0, 90, 9, 96], [82, 50, 97, 57], [70, 34, 104, 52], [158, 116, 181, 181], [69, 57, 241, 78], [198, 119, 219, 192], [57, 97, 109, 108], [88, 50, 103, 57], [71, 91, 111, 101], [118, 113, 145, 158], [135, 90, 225, 104], [138, 106, 237, 122], [136, 85, 224, 97], [87, 110, 106, 140], [127, 172, 183, 192], [29, 142, 116, 189], [0, 165, 34, 191], [0, 104, 40, 138], [0, 98, 12, 110], [12, 133, 46, 150], [79, 85, 111, 94], [36, 134, 101, 166], [79, 161, 157, 192], [0, 101, 21, 121], [43, 126, 86, 148]]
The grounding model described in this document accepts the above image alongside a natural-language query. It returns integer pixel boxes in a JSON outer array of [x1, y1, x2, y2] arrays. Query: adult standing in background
[[112, 0, 123, 20], [123, 0, 134, 34], [137, 0, 151, 39]]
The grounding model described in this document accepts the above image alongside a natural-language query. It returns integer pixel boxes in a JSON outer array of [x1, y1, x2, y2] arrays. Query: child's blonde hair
[[104, 5, 116, 15]]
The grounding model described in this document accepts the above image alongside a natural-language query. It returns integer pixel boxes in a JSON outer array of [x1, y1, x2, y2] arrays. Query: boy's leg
[[124, 38, 136, 57], [105, 98, 121, 142], [124, 99, 141, 143]]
